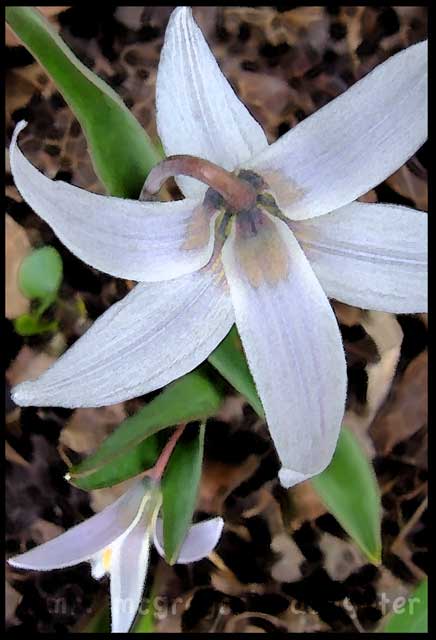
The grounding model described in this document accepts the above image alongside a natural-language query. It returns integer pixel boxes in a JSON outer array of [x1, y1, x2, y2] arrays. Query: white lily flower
[[8, 478, 224, 632], [10, 7, 427, 487]]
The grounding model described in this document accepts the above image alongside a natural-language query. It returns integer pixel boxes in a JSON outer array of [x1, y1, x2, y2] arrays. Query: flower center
[[142, 156, 285, 243]]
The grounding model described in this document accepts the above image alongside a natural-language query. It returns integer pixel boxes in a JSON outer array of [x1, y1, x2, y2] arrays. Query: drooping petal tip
[[153, 516, 224, 564], [7, 480, 147, 571], [11, 381, 34, 407]]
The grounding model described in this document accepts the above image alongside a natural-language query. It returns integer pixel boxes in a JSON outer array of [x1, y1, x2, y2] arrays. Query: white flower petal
[[153, 517, 224, 563], [291, 202, 428, 313], [7, 480, 146, 571], [10, 121, 217, 282], [12, 255, 234, 408], [157, 7, 268, 199], [248, 40, 427, 220], [222, 210, 347, 487], [109, 484, 160, 633], [89, 551, 107, 580]]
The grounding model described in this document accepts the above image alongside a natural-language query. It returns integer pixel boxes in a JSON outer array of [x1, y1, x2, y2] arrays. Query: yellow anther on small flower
[[102, 547, 112, 571]]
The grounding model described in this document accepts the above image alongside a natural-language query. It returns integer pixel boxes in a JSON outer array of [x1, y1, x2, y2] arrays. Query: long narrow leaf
[[161, 423, 205, 564], [68, 371, 223, 488], [381, 579, 428, 633], [312, 428, 382, 563], [6, 6, 161, 198]]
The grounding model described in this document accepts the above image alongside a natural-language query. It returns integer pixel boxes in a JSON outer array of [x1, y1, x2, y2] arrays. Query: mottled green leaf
[[69, 371, 223, 489], [161, 423, 205, 564], [6, 6, 161, 198], [18, 245, 62, 303], [312, 428, 382, 563], [381, 579, 427, 633]]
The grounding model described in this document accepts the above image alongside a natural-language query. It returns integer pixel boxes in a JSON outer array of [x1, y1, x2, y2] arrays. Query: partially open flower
[[8, 478, 223, 632], [10, 7, 427, 487]]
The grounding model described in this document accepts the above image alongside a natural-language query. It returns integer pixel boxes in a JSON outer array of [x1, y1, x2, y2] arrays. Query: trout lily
[[10, 7, 427, 487], [8, 478, 224, 632]]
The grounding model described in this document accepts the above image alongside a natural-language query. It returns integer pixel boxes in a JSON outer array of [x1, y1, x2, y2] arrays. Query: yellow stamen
[[102, 547, 112, 571]]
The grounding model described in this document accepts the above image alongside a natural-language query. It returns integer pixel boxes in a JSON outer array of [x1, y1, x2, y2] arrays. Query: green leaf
[[132, 585, 156, 633], [69, 436, 162, 491], [18, 245, 62, 303], [14, 313, 58, 336], [312, 428, 382, 563], [381, 579, 428, 633], [68, 370, 223, 489], [209, 329, 382, 563], [161, 423, 205, 564], [6, 6, 162, 198], [209, 326, 264, 417]]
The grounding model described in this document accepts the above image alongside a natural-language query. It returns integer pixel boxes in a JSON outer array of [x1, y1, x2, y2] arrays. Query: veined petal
[[247, 40, 427, 220], [12, 254, 234, 408], [11, 121, 217, 282], [109, 482, 161, 633], [291, 202, 428, 313], [222, 210, 347, 487], [8, 480, 147, 571], [157, 7, 268, 199], [153, 517, 224, 563]]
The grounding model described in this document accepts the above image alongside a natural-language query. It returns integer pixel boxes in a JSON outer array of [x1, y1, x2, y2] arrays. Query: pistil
[[142, 155, 257, 211]]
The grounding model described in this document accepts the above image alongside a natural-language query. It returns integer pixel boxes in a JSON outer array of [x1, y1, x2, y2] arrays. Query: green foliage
[[6, 6, 161, 198], [14, 314, 58, 337], [209, 326, 264, 417], [132, 596, 156, 633], [18, 245, 63, 302], [161, 423, 205, 564], [69, 371, 223, 489], [312, 428, 382, 563], [14, 245, 63, 336], [381, 579, 428, 633], [79, 604, 110, 633]]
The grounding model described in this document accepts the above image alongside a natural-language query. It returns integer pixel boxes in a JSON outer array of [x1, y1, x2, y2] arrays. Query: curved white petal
[[12, 255, 234, 408], [11, 121, 217, 282], [291, 202, 428, 313], [7, 480, 146, 571], [222, 210, 347, 487], [109, 484, 160, 633], [248, 40, 427, 220], [157, 7, 268, 199], [153, 517, 224, 564]]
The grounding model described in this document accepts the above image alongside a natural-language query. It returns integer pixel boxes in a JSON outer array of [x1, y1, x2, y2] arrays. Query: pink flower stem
[[148, 423, 186, 481]]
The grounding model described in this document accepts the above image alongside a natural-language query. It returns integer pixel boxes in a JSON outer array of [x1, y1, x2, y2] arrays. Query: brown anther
[[142, 155, 257, 211]]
